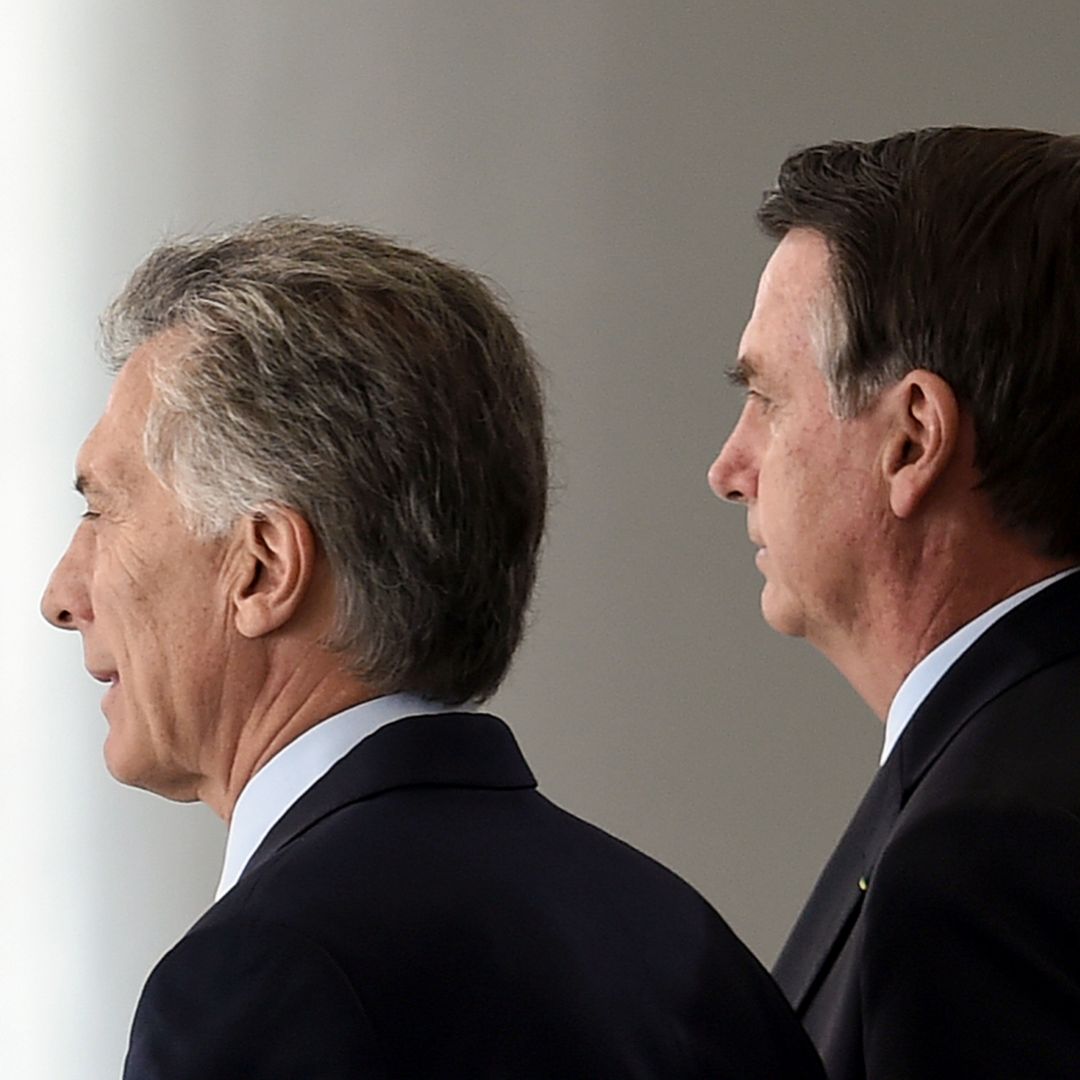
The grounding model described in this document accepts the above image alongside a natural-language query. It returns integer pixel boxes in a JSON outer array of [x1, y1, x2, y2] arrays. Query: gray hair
[[102, 216, 548, 703], [808, 276, 906, 420], [807, 282, 857, 417]]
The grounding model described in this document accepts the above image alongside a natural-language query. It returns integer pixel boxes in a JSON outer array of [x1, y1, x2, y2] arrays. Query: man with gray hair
[[43, 218, 823, 1078]]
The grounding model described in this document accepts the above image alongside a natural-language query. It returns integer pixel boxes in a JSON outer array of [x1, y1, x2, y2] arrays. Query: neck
[[814, 546, 1074, 721], [198, 649, 377, 821]]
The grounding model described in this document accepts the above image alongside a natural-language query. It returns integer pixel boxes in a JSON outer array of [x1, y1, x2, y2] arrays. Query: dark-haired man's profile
[[42, 218, 824, 1078], [710, 127, 1080, 1079]]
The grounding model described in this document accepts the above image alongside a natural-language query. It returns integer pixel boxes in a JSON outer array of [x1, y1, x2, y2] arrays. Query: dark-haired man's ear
[[231, 505, 318, 638], [882, 370, 961, 519]]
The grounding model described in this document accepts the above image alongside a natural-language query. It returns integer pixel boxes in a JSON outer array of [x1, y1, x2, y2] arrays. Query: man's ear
[[230, 505, 318, 639], [882, 370, 961, 519]]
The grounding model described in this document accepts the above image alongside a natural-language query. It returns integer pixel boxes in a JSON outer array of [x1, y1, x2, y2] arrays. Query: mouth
[[88, 669, 119, 688]]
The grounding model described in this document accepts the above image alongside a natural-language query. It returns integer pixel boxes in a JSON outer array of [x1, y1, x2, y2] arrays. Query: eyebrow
[[725, 355, 758, 388], [74, 473, 104, 498]]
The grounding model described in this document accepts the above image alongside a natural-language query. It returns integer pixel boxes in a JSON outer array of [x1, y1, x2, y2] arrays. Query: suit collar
[[881, 568, 1079, 765], [896, 569, 1080, 797], [217, 694, 458, 899], [775, 571, 1080, 1012], [239, 711, 536, 885]]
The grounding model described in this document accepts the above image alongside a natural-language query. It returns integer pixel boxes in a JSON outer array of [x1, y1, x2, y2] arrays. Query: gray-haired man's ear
[[231, 506, 319, 639]]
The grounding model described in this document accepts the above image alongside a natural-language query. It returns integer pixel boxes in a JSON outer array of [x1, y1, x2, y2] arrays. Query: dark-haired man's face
[[709, 229, 891, 650]]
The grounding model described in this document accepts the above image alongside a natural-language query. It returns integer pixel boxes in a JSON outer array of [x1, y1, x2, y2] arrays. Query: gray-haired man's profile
[[43, 217, 824, 1078], [711, 128, 1080, 1079]]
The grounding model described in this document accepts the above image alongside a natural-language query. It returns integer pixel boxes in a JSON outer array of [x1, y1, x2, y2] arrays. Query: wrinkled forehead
[[75, 329, 188, 492]]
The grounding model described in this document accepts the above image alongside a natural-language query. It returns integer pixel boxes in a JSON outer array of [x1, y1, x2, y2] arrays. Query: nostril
[[52, 607, 76, 628], [709, 459, 744, 504], [41, 567, 87, 629]]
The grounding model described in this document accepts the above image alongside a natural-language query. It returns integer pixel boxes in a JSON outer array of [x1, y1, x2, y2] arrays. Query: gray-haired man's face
[[41, 330, 240, 802]]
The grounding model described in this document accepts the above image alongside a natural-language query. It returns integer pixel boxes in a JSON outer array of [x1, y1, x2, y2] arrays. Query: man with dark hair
[[43, 218, 823, 1078], [710, 126, 1080, 1079]]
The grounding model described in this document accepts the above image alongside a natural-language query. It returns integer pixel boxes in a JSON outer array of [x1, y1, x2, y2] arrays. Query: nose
[[41, 535, 92, 631], [708, 425, 757, 504]]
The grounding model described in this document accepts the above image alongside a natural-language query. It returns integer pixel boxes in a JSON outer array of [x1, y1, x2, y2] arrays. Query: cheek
[[759, 448, 814, 522], [92, 538, 150, 606], [91, 562, 184, 671], [759, 456, 844, 561]]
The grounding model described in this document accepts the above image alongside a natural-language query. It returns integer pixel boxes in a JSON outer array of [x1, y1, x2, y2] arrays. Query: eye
[[746, 388, 774, 412], [80, 509, 100, 521]]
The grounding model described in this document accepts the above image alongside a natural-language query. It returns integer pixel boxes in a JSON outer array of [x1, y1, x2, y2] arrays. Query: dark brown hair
[[760, 126, 1080, 558]]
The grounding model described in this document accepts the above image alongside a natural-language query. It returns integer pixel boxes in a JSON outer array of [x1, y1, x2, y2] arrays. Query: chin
[[103, 730, 195, 801], [760, 583, 807, 638], [103, 730, 152, 788]]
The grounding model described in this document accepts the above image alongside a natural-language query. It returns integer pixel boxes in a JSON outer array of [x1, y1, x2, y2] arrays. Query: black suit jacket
[[773, 573, 1080, 1080], [124, 712, 823, 1078]]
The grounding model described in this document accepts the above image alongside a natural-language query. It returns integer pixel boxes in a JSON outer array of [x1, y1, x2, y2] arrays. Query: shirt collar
[[881, 567, 1080, 766], [216, 692, 461, 899]]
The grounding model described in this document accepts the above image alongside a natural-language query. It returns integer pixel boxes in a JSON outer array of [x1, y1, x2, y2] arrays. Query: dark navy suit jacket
[[774, 573, 1080, 1080], [124, 712, 824, 1078]]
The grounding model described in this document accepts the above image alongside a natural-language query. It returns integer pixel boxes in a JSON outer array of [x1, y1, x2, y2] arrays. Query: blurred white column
[[0, 6, 222, 1078]]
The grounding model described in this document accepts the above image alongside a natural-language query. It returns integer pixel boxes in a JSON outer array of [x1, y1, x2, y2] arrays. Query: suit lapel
[[773, 754, 901, 1010], [240, 711, 536, 884], [775, 571, 1080, 1013]]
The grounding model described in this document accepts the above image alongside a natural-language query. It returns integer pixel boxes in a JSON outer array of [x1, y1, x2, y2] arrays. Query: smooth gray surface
[[4, 3, 1079, 1076]]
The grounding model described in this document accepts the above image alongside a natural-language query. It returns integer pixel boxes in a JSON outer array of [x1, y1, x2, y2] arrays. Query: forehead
[[739, 229, 833, 371], [76, 330, 188, 491]]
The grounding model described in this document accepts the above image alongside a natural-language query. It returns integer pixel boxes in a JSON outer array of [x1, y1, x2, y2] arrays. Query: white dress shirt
[[880, 567, 1080, 765], [216, 693, 461, 899]]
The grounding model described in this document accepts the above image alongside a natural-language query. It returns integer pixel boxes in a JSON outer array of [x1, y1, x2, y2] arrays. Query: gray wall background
[[3, 2, 1078, 1076]]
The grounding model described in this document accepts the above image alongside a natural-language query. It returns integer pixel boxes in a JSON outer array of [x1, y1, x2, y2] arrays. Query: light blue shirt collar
[[881, 567, 1080, 765], [216, 692, 462, 899]]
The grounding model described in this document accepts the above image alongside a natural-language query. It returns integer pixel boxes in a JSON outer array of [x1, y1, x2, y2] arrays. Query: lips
[[87, 670, 120, 718], [748, 532, 766, 567]]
